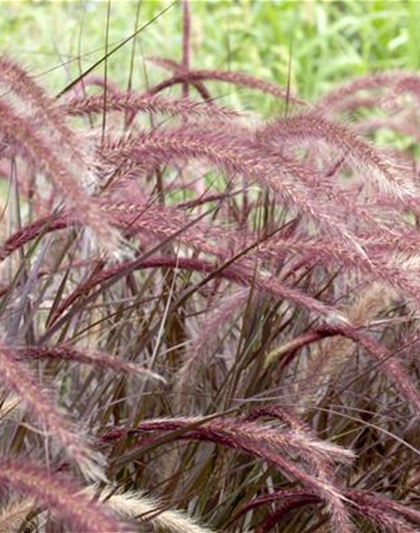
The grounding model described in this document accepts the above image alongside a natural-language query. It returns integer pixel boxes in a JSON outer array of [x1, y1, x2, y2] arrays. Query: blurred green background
[[1, 1, 419, 104]]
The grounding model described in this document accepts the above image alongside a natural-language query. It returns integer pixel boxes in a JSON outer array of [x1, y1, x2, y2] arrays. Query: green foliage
[[0, 1, 416, 100]]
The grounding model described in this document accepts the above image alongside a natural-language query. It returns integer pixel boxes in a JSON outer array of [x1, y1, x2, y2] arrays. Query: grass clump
[[1, 2, 420, 532]]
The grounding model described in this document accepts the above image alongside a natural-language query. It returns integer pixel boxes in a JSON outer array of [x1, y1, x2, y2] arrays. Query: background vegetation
[[3, 1, 420, 98]]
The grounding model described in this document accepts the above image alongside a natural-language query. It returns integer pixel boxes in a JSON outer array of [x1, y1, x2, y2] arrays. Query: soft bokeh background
[[1, 0, 420, 105]]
